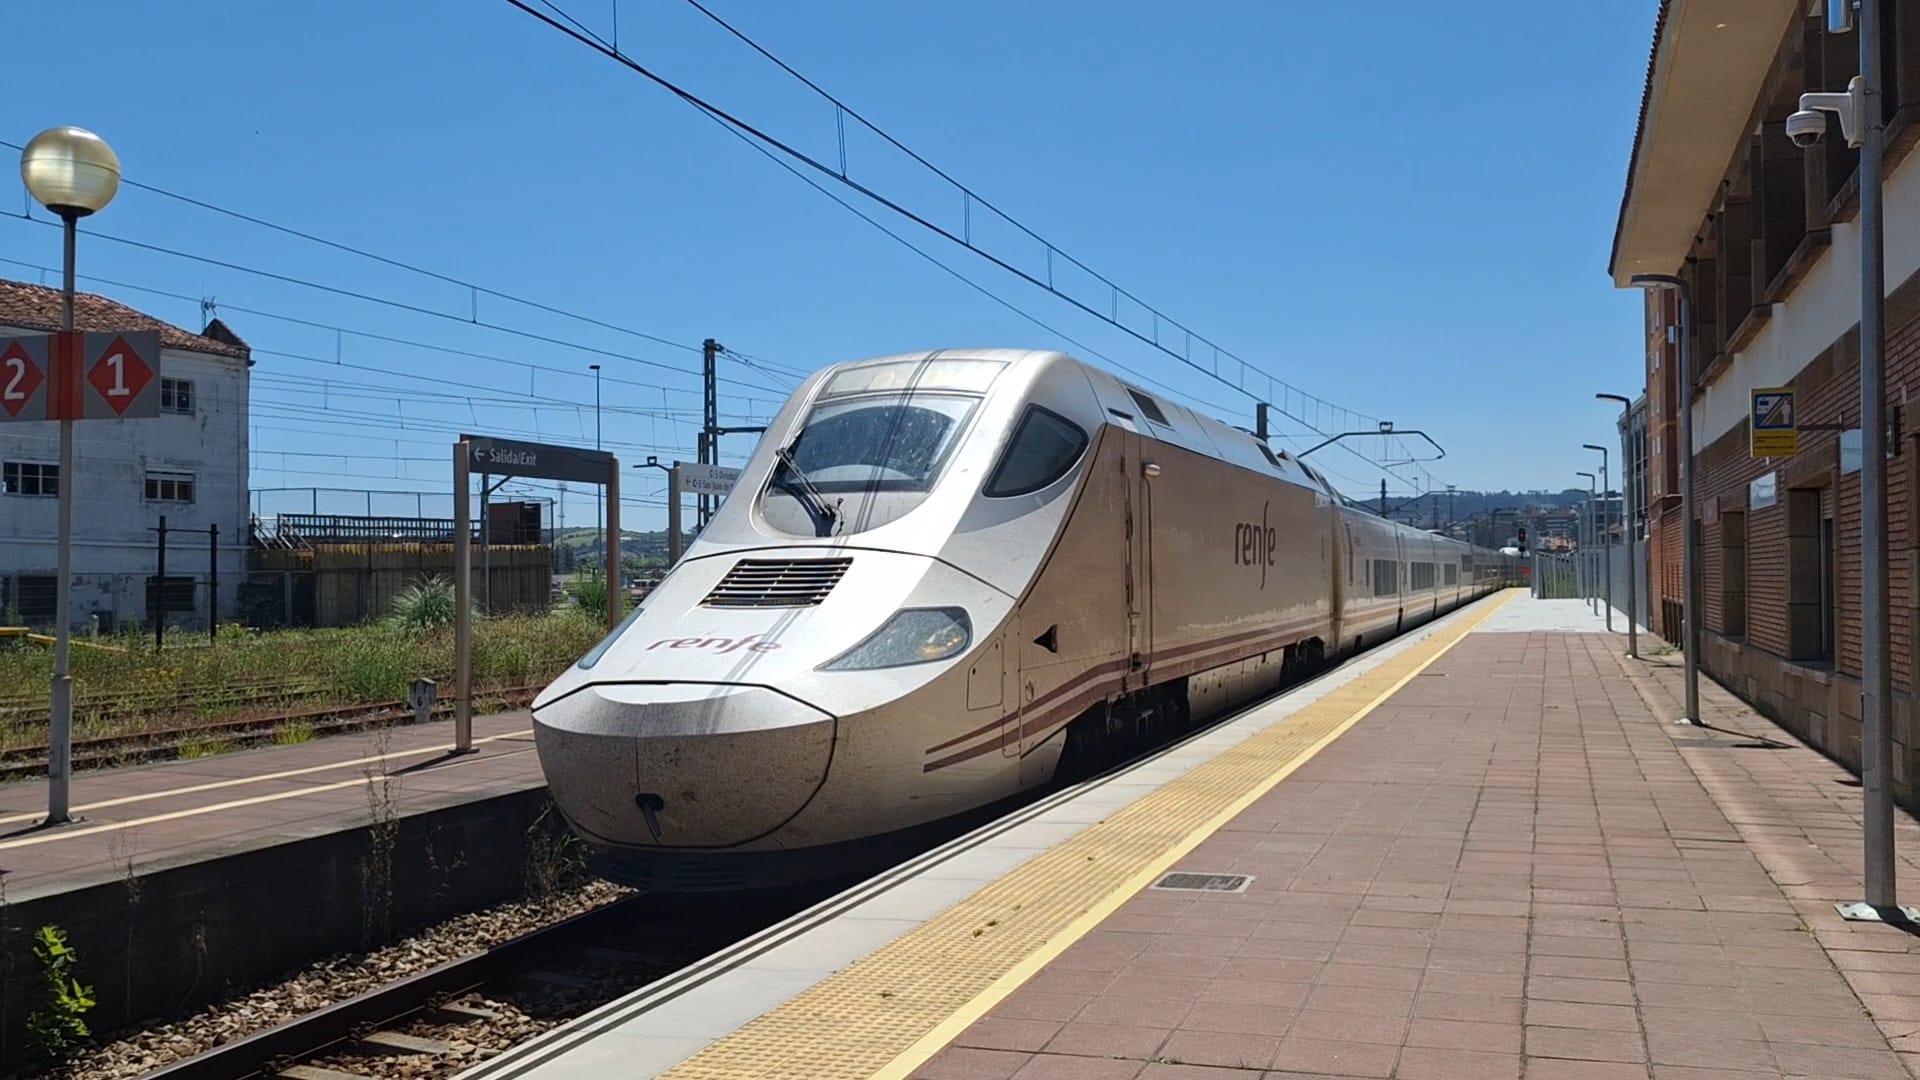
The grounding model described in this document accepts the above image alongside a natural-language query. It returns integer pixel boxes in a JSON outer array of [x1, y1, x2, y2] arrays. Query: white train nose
[[532, 682, 836, 849]]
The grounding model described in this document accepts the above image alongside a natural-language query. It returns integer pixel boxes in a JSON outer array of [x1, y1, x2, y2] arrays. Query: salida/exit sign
[[0, 330, 162, 422]]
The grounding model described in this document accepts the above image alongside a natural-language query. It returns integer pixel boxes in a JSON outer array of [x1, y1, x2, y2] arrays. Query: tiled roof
[[0, 277, 250, 360]]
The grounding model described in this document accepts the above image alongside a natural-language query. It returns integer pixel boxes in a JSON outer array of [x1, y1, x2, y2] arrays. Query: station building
[[1611, 0, 1920, 808], [0, 279, 251, 630]]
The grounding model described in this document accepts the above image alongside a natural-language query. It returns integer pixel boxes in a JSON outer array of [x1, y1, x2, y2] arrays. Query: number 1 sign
[[80, 331, 160, 419]]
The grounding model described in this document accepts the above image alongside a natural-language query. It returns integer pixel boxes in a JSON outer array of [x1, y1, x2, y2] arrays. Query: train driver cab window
[[984, 406, 1088, 498], [762, 357, 1003, 536]]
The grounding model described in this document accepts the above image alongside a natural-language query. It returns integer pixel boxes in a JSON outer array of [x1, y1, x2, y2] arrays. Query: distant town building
[[0, 279, 250, 629]]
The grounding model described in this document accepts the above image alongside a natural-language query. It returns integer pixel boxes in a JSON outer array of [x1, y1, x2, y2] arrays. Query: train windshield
[[761, 358, 1002, 536]]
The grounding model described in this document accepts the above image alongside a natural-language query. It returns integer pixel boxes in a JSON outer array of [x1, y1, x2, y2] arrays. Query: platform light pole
[[1597, 394, 1639, 658], [1577, 471, 1597, 613], [1799, 0, 1914, 925], [20, 126, 121, 826], [1584, 444, 1613, 632], [1630, 273, 1701, 726]]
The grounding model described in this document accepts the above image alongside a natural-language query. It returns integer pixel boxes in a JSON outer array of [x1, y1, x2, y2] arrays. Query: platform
[[462, 592, 1920, 1080], [0, 708, 541, 901], [0, 707, 547, 1063]]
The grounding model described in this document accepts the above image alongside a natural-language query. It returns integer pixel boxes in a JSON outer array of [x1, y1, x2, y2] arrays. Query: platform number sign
[[0, 336, 50, 421], [81, 332, 160, 419], [0, 330, 161, 423]]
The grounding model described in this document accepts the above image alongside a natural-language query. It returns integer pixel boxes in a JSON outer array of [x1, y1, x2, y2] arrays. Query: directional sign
[[81, 331, 161, 419], [676, 460, 742, 496], [1751, 386, 1798, 457], [0, 335, 50, 422], [462, 434, 612, 484]]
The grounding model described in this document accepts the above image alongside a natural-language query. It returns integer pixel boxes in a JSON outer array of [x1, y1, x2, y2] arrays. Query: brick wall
[[1683, 266, 1920, 813]]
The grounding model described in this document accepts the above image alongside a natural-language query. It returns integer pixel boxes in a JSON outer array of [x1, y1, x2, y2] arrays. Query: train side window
[[984, 406, 1090, 497]]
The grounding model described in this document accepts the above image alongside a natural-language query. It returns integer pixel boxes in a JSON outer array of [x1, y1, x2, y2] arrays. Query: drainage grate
[[1151, 872, 1252, 893]]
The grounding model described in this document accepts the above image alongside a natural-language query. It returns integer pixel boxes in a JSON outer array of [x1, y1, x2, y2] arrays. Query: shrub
[[387, 575, 466, 633], [26, 925, 94, 1061]]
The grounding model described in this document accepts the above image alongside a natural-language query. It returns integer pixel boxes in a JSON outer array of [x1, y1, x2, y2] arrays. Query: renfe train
[[532, 349, 1517, 891]]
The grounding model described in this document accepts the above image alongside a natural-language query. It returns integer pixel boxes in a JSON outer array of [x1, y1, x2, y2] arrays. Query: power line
[[0, 134, 779, 365], [505, 0, 1444, 492], [0, 211, 793, 398]]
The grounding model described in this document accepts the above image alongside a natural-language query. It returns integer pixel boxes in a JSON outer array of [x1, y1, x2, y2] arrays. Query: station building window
[[3, 461, 58, 496], [144, 470, 196, 503], [1786, 490, 1835, 663], [1720, 510, 1747, 638]]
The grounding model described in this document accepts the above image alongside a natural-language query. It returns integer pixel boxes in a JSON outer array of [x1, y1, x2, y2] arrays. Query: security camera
[[1795, 78, 1868, 149], [1786, 109, 1828, 148]]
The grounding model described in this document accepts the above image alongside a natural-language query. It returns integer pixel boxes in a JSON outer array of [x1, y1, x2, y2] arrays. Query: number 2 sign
[[0, 336, 50, 421]]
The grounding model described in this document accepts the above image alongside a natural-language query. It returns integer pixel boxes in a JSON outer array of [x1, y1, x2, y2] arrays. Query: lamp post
[[1798, 0, 1911, 924], [1577, 471, 1597, 613], [1584, 443, 1613, 632], [19, 126, 121, 826], [1630, 273, 1701, 726], [1598, 393, 1639, 658]]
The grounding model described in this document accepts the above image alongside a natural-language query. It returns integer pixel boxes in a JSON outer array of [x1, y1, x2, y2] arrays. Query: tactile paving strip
[[661, 592, 1514, 1079]]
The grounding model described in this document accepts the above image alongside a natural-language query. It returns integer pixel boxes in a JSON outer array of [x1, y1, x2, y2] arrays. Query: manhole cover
[[1152, 872, 1252, 893]]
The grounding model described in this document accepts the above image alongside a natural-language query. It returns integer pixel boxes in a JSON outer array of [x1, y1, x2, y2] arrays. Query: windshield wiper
[[774, 446, 840, 535]]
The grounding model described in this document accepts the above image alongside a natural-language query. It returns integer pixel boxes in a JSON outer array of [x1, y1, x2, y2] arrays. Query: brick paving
[[0, 710, 539, 901], [917, 617, 1920, 1079]]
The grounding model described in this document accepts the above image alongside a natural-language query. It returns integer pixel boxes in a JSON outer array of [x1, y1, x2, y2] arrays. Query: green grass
[[0, 611, 605, 751]]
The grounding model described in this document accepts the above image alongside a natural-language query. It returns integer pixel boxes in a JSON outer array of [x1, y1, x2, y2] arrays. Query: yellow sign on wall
[[1751, 386, 1798, 457]]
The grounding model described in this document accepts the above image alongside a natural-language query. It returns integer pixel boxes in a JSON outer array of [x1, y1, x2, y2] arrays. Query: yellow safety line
[[658, 590, 1514, 1080], [0, 728, 535, 828], [0, 737, 538, 851]]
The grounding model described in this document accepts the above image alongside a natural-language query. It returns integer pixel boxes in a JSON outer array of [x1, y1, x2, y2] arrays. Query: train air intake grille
[[703, 558, 852, 608]]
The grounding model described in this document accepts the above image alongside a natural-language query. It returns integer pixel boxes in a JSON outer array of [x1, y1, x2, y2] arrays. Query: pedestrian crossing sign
[[1751, 386, 1798, 457]]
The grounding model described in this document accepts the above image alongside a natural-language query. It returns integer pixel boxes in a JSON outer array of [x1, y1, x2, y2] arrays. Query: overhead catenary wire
[[503, 0, 1445, 493], [0, 134, 757, 363], [0, 211, 795, 399]]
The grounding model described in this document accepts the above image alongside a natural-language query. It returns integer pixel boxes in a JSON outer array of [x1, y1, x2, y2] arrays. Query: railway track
[[139, 890, 819, 1080], [0, 684, 545, 780]]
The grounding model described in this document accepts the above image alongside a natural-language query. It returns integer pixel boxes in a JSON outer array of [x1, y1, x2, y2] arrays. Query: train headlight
[[820, 607, 972, 670]]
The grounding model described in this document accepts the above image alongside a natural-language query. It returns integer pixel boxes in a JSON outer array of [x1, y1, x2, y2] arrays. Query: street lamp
[[1577, 471, 1597, 614], [1597, 393, 1639, 659], [1630, 272, 1702, 727], [1584, 443, 1613, 633], [20, 126, 121, 827]]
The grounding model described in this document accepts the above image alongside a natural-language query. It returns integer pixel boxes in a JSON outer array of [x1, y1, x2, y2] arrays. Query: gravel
[[21, 879, 633, 1080]]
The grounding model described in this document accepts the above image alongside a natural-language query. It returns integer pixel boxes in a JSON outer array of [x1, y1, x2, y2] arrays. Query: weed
[[524, 802, 588, 898], [26, 925, 95, 1061], [177, 734, 236, 759], [359, 724, 400, 949], [271, 719, 316, 745]]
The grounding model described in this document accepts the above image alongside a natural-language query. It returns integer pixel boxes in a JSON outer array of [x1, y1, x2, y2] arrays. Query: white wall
[[1694, 151, 1920, 450], [0, 342, 250, 627]]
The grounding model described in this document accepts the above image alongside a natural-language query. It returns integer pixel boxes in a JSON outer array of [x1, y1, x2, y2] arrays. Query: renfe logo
[[1234, 502, 1276, 588], [648, 634, 781, 654]]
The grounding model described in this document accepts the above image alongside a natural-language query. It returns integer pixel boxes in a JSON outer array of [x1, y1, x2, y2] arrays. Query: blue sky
[[2, 0, 1656, 529]]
